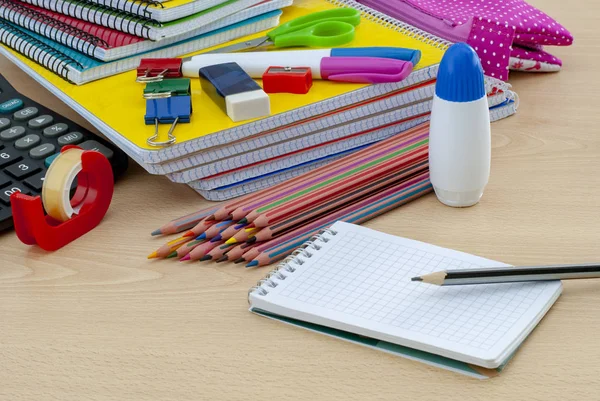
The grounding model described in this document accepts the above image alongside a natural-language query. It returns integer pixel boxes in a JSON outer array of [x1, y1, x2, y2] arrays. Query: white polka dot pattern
[[355, 0, 573, 81]]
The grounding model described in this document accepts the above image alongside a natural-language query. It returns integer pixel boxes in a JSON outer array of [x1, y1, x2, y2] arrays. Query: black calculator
[[0, 73, 129, 231]]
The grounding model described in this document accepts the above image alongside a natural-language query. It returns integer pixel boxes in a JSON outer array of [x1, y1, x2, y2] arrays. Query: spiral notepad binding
[[0, 0, 110, 58], [248, 228, 339, 303], [0, 20, 82, 83], [23, 0, 161, 40], [328, 0, 452, 50], [81, 0, 164, 18]]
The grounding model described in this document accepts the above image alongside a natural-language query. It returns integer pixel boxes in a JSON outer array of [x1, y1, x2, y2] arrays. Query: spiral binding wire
[[327, 0, 452, 50], [0, 0, 110, 58], [247, 228, 338, 304], [0, 20, 82, 83], [23, 0, 162, 40], [89, 0, 164, 18]]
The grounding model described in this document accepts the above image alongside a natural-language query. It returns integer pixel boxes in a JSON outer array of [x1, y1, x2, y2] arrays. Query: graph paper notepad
[[248, 222, 562, 378]]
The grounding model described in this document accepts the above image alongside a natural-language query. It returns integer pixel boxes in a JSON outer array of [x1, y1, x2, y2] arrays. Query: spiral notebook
[[19, 0, 267, 39], [0, 10, 281, 84], [0, 0, 290, 61], [74, 0, 253, 23], [249, 222, 562, 378]]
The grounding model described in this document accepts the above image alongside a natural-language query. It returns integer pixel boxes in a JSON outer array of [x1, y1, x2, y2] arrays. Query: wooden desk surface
[[1, 1, 599, 398]]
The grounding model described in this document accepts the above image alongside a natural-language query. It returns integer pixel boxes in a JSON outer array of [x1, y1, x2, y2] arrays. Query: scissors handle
[[268, 8, 361, 39], [272, 21, 356, 49]]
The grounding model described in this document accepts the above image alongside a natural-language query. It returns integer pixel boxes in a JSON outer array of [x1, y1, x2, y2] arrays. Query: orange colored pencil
[[218, 242, 264, 263], [150, 205, 220, 236], [205, 242, 235, 262], [225, 227, 260, 245]]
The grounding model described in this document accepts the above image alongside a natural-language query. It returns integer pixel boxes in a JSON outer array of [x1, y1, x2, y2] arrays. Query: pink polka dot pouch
[[356, 0, 573, 81]]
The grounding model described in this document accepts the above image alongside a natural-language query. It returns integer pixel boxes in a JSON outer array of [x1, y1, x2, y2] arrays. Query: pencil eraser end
[[226, 90, 270, 122]]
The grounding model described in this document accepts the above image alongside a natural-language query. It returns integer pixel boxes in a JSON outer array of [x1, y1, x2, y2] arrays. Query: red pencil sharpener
[[262, 66, 313, 94]]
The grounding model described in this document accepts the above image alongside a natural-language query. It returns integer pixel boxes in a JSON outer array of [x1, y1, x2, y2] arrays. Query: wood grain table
[[1, 1, 599, 399]]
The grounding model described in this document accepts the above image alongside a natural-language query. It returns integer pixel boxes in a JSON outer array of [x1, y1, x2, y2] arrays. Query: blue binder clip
[[144, 95, 192, 147]]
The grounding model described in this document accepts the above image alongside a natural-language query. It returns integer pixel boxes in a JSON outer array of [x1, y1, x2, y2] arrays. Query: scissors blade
[[203, 37, 273, 54]]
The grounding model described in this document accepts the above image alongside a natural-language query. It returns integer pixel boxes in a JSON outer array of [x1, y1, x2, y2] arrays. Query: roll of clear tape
[[41, 148, 84, 222]]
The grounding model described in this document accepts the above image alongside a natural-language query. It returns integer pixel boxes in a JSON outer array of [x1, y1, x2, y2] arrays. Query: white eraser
[[226, 89, 271, 122]]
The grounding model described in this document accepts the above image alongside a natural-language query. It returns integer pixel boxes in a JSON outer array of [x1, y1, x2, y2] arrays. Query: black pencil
[[411, 263, 600, 286]]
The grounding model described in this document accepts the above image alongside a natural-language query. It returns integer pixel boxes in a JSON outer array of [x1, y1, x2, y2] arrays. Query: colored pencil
[[183, 240, 225, 262], [219, 242, 264, 263], [150, 205, 220, 236], [249, 143, 429, 227], [205, 242, 236, 261], [247, 172, 432, 267], [248, 161, 428, 243], [217, 223, 248, 242], [225, 227, 260, 245], [148, 235, 193, 259], [231, 126, 428, 222], [200, 220, 234, 240], [182, 219, 218, 238], [176, 239, 207, 259]]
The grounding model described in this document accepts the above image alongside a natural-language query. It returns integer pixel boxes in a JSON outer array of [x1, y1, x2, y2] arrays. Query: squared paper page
[[250, 222, 562, 368]]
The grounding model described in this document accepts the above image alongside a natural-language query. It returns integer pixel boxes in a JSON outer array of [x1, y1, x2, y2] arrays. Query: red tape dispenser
[[10, 146, 114, 251]]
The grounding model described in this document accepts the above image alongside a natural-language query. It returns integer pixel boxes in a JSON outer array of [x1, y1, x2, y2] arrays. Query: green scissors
[[205, 8, 361, 54]]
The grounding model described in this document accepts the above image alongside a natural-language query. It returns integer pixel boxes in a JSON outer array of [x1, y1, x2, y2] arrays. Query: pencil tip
[[246, 260, 259, 268], [225, 214, 233, 220], [237, 218, 248, 225], [199, 255, 213, 262], [182, 230, 195, 238], [147, 251, 158, 259], [234, 258, 246, 264], [205, 215, 215, 221], [167, 251, 178, 259], [210, 235, 222, 243], [246, 237, 257, 245], [195, 233, 206, 241], [225, 238, 237, 245], [151, 229, 162, 236], [234, 223, 246, 229], [411, 277, 423, 282], [180, 254, 191, 262], [216, 256, 228, 263]]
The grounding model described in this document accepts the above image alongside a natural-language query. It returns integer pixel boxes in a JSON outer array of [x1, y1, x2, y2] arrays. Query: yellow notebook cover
[[0, 0, 447, 163]]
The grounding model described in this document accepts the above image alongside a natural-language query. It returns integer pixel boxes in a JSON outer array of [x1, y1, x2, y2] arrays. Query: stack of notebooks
[[0, 0, 518, 201]]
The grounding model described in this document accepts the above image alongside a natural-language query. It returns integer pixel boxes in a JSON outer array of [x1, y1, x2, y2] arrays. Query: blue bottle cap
[[435, 43, 485, 103]]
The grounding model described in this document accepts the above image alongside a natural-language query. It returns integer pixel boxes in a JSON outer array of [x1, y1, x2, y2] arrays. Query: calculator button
[[0, 173, 10, 189], [79, 140, 114, 160], [5, 161, 41, 179], [0, 150, 21, 168], [0, 126, 26, 141], [24, 171, 46, 192], [0, 185, 29, 205], [28, 115, 54, 129], [14, 134, 41, 150], [44, 153, 59, 167], [0, 98, 24, 113], [0, 118, 10, 130], [13, 106, 38, 121], [30, 143, 56, 160], [43, 123, 69, 138], [57, 131, 83, 146]]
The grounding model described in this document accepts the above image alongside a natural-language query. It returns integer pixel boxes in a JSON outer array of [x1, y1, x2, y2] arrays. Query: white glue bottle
[[429, 43, 491, 207]]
